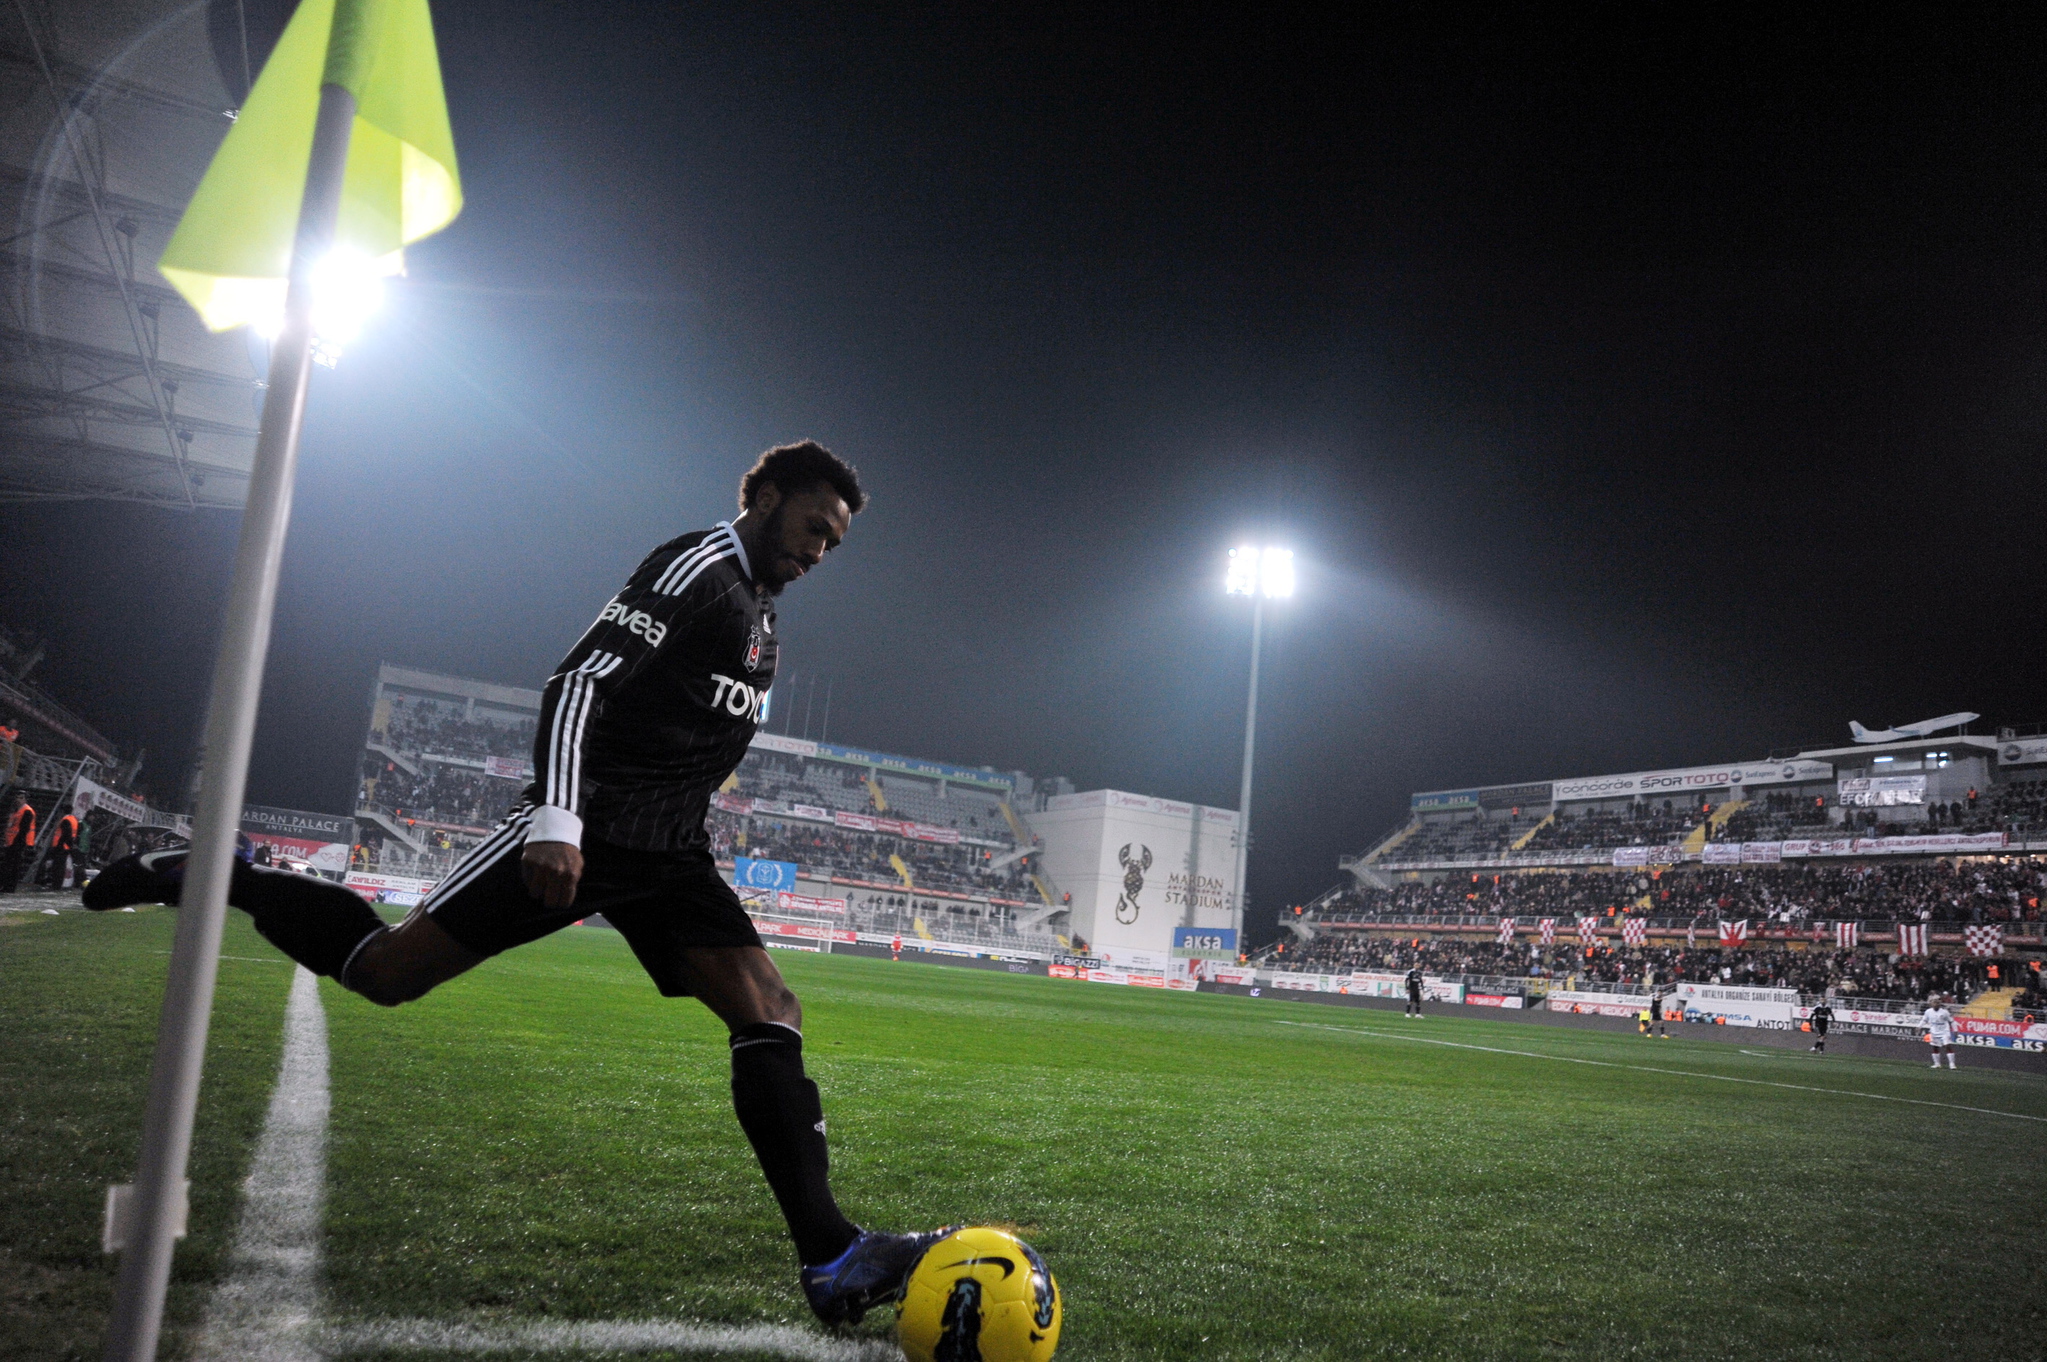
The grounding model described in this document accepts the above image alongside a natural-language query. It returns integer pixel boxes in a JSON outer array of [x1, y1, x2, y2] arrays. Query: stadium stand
[[1307, 859, 2045, 926], [354, 665, 1074, 953], [1277, 722, 2047, 1028], [1258, 934, 2015, 1003]]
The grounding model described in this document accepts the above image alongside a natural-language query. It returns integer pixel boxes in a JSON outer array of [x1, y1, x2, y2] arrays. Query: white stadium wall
[[1031, 790, 1240, 968]]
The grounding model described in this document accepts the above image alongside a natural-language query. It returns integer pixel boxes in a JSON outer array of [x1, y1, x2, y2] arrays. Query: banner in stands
[[733, 857, 799, 891], [1171, 926, 1239, 959], [1781, 838, 1855, 857], [1778, 832, 2009, 856], [1838, 775, 1926, 806], [240, 803, 354, 873], [1741, 841, 1783, 864], [1611, 846, 1649, 867], [1547, 990, 1650, 1017], [774, 890, 845, 915], [750, 732, 818, 758], [482, 755, 532, 780], [1701, 843, 1742, 865], [1673, 983, 1798, 1028], [72, 776, 146, 824], [1998, 738, 2047, 767], [811, 740, 1015, 790], [1552, 759, 1834, 803]]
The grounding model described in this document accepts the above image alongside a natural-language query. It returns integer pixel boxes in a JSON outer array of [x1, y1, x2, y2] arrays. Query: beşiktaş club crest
[[743, 624, 763, 672], [1115, 843, 1152, 924]]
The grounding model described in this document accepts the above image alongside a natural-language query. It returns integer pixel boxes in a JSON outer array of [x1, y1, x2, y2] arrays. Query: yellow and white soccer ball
[[896, 1226, 1060, 1362]]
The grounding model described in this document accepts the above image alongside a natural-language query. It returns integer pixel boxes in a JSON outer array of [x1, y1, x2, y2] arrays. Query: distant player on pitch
[[87, 442, 950, 1325], [1404, 965, 1425, 1017], [1808, 999, 1833, 1054], [1922, 996, 1958, 1069]]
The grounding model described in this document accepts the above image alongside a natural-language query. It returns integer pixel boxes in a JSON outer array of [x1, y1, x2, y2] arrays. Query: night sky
[[5, 5, 2046, 942]]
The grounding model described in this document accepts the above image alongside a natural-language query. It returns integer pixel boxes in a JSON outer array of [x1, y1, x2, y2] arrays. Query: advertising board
[[1547, 990, 1651, 1018], [1336, 972, 1465, 1003], [1552, 759, 1833, 802], [1673, 983, 1798, 1028], [241, 803, 355, 873], [1464, 993, 1527, 1008], [1999, 738, 2047, 767], [1839, 775, 1926, 807], [1171, 926, 1240, 959], [345, 871, 439, 904], [1954, 1017, 2047, 1050]]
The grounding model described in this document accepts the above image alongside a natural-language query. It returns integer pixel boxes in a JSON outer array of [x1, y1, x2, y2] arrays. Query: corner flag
[[108, 6, 458, 1360], [158, 0, 461, 332]]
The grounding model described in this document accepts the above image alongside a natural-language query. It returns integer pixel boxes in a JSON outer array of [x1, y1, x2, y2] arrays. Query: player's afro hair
[[738, 440, 866, 515]]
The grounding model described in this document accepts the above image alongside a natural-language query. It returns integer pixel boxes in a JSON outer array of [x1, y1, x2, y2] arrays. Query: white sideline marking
[[1273, 1019, 2047, 1123], [155, 950, 290, 964], [196, 971, 894, 1360], [193, 967, 330, 1361], [322, 1318, 902, 1360]]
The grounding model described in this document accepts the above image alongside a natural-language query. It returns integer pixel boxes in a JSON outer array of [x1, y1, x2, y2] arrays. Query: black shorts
[[423, 807, 762, 997], [1813, 1019, 1829, 1034]]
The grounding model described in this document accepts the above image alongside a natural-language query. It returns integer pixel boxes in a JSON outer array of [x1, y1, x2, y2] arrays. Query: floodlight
[[252, 247, 394, 348], [1226, 545, 1261, 596], [1259, 548, 1295, 599], [1227, 545, 1294, 598]]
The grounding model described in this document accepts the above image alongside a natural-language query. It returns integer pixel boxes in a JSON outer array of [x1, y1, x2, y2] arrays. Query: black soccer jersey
[[523, 520, 779, 853], [1810, 1003, 1833, 1028], [1405, 968, 1423, 992]]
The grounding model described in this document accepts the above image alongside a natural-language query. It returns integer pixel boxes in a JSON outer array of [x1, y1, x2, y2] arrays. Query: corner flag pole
[[102, 83, 356, 1362]]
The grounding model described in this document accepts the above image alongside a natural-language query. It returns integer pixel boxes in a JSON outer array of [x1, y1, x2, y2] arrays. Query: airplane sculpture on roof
[[1848, 712, 1979, 744]]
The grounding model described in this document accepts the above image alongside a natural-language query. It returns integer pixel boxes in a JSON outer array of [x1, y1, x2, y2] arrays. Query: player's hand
[[521, 839, 584, 909]]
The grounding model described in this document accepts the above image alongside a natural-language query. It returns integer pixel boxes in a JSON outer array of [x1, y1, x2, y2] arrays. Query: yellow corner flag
[[158, 0, 461, 332]]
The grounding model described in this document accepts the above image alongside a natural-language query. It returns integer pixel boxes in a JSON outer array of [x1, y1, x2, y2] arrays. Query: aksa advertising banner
[[1171, 926, 1239, 960]]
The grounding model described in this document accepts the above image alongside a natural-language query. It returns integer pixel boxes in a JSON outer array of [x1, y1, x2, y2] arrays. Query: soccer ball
[[896, 1226, 1060, 1362]]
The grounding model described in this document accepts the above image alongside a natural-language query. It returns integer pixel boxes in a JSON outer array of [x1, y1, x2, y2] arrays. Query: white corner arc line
[[192, 967, 331, 1362], [1271, 1018, 2047, 1123], [321, 1317, 902, 1360]]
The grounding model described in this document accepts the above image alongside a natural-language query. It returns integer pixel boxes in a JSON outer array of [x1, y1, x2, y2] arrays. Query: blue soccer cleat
[[800, 1226, 957, 1326]]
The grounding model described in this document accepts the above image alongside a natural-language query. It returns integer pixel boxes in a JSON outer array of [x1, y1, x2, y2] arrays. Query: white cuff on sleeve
[[528, 804, 584, 848]]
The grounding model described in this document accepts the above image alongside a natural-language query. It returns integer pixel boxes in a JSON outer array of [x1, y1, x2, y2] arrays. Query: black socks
[[228, 860, 387, 980], [729, 1022, 859, 1265]]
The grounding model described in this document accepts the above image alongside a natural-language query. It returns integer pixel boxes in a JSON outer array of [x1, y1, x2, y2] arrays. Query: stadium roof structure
[[1790, 734, 1998, 762], [0, 0, 264, 508]]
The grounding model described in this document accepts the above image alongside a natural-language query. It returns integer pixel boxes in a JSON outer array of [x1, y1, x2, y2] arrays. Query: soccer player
[[1808, 999, 1833, 1053], [1404, 965, 1425, 1017], [86, 442, 949, 1325], [1922, 996, 1957, 1069], [1648, 988, 1668, 1039], [1637, 1006, 1651, 1038]]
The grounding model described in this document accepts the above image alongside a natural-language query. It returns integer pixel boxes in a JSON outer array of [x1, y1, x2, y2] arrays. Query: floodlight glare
[[1259, 548, 1295, 599], [1226, 545, 1261, 596], [1226, 545, 1294, 598], [252, 247, 394, 347]]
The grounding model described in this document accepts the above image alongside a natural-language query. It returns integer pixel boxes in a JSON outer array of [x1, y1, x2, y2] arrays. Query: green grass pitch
[[5, 907, 2046, 1361]]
